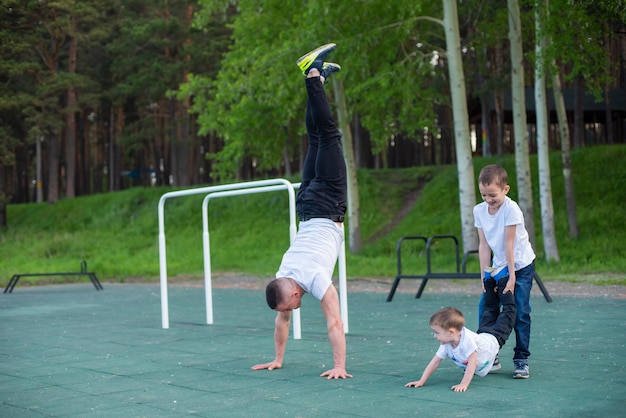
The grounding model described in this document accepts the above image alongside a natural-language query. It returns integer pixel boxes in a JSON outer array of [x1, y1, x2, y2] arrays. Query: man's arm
[[319, 285, 352, 379], [251, 310, 291, 371]]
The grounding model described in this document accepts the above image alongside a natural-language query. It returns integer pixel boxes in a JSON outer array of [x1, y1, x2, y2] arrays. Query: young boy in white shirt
[[473, 164, 536, 378], [405, 274, 516, 392]]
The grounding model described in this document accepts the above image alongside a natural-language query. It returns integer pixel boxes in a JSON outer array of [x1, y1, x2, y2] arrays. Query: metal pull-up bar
[[157, 178, 349, 339]]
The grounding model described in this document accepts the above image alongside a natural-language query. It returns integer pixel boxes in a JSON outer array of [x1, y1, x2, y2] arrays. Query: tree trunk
[[48, 133, 60, 203], [481, 93, 491, 156], [36, 136, 44, 202], [604, 87, 613, 144], [109, 106, 123, 191], [168, 98, 179, 186], [65, 21, 77, 198], [443, 0, 478, 252], [573, 75, 584, 148], [508, 0, 535, 246], [178, 101, 191, 187], [494, 42, 505, 156], [353, 114, 362, 169], [0, 189, 7, 228], [535, 3, 559, 262], [552, 70, 579, 238], [332, 77, 361, 254], [480, 47, 491, 157]]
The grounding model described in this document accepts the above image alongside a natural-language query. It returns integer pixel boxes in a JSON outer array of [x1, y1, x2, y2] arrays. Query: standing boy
[[473, 164, 536, 378], [404, 276, 516, 392], [251, 44, 352, 380]]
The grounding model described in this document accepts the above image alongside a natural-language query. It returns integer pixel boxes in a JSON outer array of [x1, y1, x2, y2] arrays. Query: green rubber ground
[[1, 283, 624, 417]]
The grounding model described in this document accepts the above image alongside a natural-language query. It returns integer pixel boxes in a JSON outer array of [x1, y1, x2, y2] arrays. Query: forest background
[[1, 145, 624, 287], [1, 0, 625, 281]]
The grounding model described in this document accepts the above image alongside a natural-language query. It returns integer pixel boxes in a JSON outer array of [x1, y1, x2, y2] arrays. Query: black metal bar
[[417, 235, 461, 298], [88, 273, 104, 290], [386, 236, 428, 302], [386, 276, 403, 302], [389, 235, 553, 303], [533, 271, 553, 303], [4, 275, 19, 293], [415, 279, 429, 299], [461, 250, 479, 273], [4, 261, 103, 293]]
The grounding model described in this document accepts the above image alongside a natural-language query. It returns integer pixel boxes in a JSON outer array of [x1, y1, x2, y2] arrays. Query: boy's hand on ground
[[320, 367, 353, 379], [405, 380, 425, 388], [251, 361, 282, 371], [451, 383, 469, 392]]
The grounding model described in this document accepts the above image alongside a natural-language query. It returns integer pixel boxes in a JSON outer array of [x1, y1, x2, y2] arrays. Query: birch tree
[[333, 78, 361, 253], [508, 0, 535, 245], [442, 0, 477, 252], [551, 70, 579, 238], [534, 2, 559, 261], [541, 0, 620, 239]]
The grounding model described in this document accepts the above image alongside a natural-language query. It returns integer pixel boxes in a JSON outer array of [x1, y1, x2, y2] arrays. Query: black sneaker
[[513, 360, 529, 379], [296, 43, 337, 75], [320, 62, 341, 83]]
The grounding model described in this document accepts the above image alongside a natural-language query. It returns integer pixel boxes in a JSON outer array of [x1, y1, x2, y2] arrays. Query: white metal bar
[[201, 181, 299, 336], [158, 178, 348, 339], [158, 179, 298, 329]]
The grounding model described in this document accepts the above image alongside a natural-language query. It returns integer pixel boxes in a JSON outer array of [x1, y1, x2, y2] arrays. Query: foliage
[[185, 0, 449, 178], [1, 0, 624, 208], [2, 145, 625, 286], [535, 0, 623, 98]]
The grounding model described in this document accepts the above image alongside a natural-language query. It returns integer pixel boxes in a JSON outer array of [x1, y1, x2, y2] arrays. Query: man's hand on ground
[[320, 367, 353, 380], [251, 361, 282, 371]]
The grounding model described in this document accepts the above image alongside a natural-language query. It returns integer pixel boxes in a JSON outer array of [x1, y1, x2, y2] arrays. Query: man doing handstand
[[251, 43, 352, 380]]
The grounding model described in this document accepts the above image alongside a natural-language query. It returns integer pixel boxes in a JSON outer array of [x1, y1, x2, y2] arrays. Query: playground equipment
[[157, 178, 349, 339]]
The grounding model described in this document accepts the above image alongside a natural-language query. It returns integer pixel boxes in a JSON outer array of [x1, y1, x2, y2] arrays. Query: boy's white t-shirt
[[435, 327, 499, 377], [473, 196, 535, 270], [275, 218, 343, 301]]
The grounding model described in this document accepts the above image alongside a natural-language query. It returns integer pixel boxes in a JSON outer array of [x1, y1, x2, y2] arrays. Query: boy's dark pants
[[296, 77, 347, 222], [478, 278, 517, 347]]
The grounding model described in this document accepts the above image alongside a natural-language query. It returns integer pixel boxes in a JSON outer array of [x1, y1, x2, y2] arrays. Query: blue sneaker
[[484, 265, 509, 284], [513, 360, 529, 379], [489, 355, 501, 373], [296, 43, 336, 75]]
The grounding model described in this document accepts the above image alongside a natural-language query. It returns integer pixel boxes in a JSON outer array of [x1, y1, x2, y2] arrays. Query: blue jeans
[[296, 77, 347, 222], [479, 262, 534, 361]]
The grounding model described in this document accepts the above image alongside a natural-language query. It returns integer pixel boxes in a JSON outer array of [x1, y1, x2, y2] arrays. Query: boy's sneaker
[[513, 360, 529, 379], [296, 43, 336, 75], [484, 265, 509, 284], [489, 355, 501, 372], [320, 62, 341, 83]]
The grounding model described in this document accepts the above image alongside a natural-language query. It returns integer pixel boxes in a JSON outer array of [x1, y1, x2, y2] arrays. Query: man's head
[[265, 278, 302, 311]]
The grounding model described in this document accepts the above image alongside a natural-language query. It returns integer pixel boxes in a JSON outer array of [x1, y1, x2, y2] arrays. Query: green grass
[[2, 145, 625, 287]]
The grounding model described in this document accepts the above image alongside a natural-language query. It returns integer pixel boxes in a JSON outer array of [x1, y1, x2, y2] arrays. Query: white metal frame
[[157, 178, 349, 339]]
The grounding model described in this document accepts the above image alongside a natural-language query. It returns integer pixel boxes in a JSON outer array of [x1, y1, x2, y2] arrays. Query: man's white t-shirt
[[275, 218, 343, 301], [473, 196, 535, 270], [435, 327, 499, 377]]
